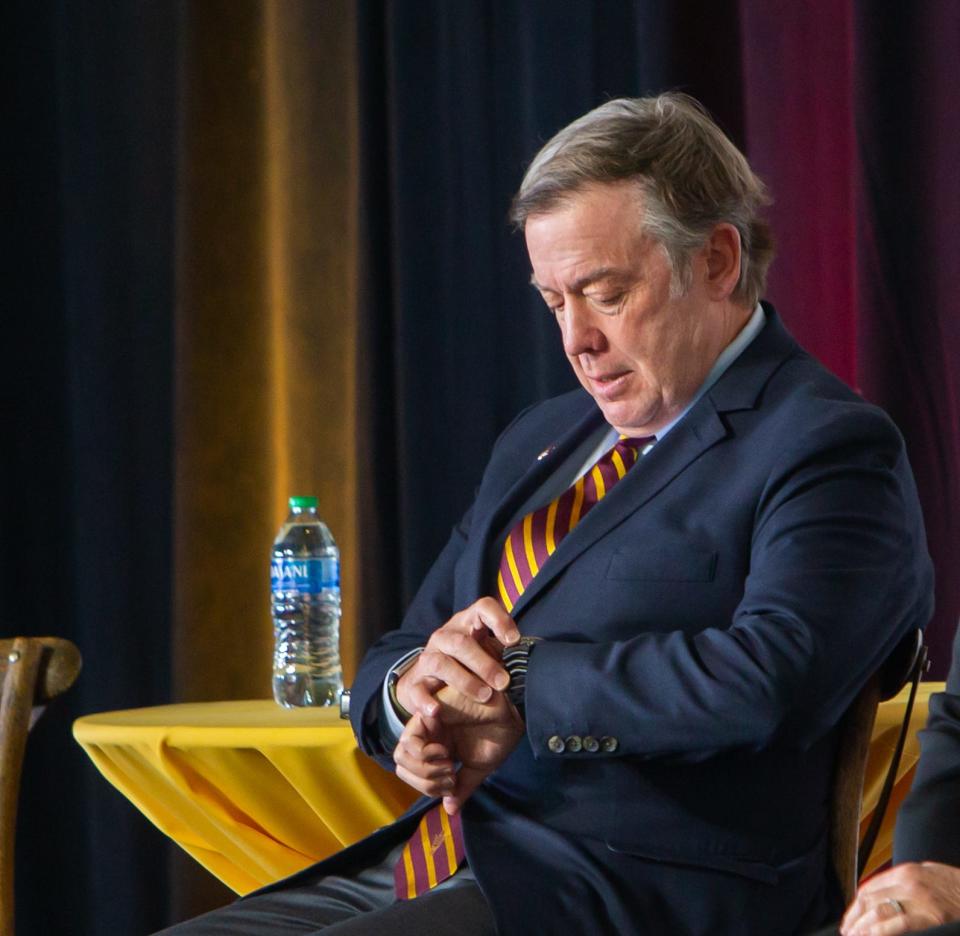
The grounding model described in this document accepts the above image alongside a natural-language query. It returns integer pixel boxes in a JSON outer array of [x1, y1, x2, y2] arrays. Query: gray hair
[[510, 93, 774, 307]]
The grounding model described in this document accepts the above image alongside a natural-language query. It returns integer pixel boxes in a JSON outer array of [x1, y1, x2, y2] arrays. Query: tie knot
[[616, 434, 654, 456]]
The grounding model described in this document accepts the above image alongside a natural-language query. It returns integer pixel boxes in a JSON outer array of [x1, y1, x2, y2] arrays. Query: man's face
[[525, 181, 736, 437]]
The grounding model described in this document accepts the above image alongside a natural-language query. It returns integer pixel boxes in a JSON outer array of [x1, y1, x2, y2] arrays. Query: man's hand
[[393, 683, 524, 814], [395, 597, 520, 718], [841, 862, 960, 935]]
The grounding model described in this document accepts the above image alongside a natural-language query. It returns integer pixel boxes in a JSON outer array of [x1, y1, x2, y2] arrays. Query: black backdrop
[[6, 2, 959, 933], [354, 0, 748, 650], [7, 3, 177, 933]]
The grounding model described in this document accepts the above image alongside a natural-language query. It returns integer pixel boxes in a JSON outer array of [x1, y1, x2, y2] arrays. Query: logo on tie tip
[[430, 832, 446, 854]]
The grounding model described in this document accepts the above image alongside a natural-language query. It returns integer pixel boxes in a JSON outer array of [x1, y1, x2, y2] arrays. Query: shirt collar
[[589, 302, 766, 460], [653, 302, 765, 441]]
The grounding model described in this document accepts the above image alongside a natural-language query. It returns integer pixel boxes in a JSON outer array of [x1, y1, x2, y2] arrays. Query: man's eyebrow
[[529, 268, 624, 293]]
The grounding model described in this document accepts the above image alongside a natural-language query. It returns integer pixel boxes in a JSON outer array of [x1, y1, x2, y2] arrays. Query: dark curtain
[[5, 1, 959, 934], [6, 2, 177, 934], [357, 0, 960, 675], [853, 2, 960, 679], [7, 0, 359, 932], [355, 0, 746, 647]]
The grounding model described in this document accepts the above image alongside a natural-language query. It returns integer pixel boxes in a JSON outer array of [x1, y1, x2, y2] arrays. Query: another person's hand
[[395, 597, 520, 718], [841, 862, 960, 935], [393, 683, 524, 814]]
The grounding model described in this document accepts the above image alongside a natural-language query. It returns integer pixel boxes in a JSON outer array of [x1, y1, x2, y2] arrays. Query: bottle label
[[271, 557, 339, 593]]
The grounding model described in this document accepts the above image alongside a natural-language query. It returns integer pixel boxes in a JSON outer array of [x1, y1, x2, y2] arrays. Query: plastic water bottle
[[271, 496, 343, 707]]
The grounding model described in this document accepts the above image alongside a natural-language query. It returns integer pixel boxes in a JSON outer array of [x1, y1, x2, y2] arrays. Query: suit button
[[600, 736, 619, 753], [582, 735, 599, 753], [548, 735, 566, 754], [565, 735, 582, 753]]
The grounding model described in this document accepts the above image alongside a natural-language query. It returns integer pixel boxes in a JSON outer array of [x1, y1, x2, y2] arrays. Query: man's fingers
[[395, 713, 448, 760], [440, 765, 488, 816], [394, 736, 452, 769], [418, 640, 506, 700], [396, 597, 522, 716], [852, 917, 911, 936], [842, 905, 904, 936], [843, 869, 905, 930], [843, 891, 876, 930], [395, 763, 456, 798], [844, 862, 960, 936], [393, 715, 456, 794], [441, 793, 462, 816], [394, 751, 454, 781], [855, 867, 911, 897], [470, 597, 521, 648], [404, 678, 444, 718], [843, 893, 938, 936], [844, 910, 925, 936]]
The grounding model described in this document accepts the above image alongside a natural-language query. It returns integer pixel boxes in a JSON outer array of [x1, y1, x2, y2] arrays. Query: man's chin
[[598, 403, 663, 438]]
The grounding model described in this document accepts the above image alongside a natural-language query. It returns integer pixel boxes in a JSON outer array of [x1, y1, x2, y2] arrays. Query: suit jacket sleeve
[[521, 405, 933, 761], [352, 372, 932, 777], [893, 626, 960, 866], [348, 401, 545, 767]]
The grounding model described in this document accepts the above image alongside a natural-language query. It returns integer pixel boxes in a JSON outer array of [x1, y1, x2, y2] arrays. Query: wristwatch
[[501, 636, 541, 718], [386, 651, 420, 724]]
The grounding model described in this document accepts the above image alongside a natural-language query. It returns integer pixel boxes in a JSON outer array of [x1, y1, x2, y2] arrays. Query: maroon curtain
[[739, 0, 960, 676]]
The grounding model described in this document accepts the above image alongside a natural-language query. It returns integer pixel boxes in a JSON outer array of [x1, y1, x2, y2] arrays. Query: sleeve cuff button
[[548, 735, 566, 754]]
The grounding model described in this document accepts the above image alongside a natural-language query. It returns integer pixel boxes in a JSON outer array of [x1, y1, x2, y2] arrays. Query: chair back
[[829, 628, 925, 905], [0, 637, 81, 936], [830, 674, 881, 904]]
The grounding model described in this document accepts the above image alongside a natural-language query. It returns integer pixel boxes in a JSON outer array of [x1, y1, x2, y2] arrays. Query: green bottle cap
[[288, 495, 318, 509]]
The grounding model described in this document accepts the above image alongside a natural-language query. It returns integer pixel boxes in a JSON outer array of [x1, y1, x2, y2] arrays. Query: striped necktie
[[394, 434, 650, 900], [497, 434, 651, 611], [394, 806, 465, 900]]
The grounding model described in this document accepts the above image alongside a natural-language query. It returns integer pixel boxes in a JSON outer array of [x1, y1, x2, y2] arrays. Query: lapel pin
[[537, 444, 556, 462]]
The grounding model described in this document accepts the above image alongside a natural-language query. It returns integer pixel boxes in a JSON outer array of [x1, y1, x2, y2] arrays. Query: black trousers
[[153, 840, 496, 936]]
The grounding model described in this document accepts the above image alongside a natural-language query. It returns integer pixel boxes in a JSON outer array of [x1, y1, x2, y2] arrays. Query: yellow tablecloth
[[74, 701, 417, 895], [74, 684, 944, 895]]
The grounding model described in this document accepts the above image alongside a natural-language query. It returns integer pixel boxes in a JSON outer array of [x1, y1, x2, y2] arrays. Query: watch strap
[[502, 636, 541, 717]]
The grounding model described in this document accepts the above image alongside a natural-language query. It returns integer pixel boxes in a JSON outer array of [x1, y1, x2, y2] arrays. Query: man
[[161, 93, 933, 935], [832, 626, 960, 936]]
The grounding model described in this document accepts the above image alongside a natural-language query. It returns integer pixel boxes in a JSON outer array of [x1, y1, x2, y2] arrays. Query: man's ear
[[702, 223, 742, 300]]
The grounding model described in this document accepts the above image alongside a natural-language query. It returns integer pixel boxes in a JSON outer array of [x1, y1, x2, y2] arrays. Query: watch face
[[394, 649, 423, 677], [388, 678, 413, 723]]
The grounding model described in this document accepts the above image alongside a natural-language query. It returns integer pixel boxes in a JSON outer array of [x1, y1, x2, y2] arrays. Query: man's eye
[[591, 294, 622, 308]]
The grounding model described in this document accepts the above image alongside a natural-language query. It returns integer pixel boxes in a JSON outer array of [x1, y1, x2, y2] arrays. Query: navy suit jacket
[[895, 625, 960, 867], [299, 305, 933, 935]]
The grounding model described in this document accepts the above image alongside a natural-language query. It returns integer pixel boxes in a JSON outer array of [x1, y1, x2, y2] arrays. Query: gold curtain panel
[[172, 0, 359, 706]]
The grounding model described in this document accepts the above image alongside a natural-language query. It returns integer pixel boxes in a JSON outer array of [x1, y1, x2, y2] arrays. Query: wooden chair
[[830, 629, 926, 904], [0, 637, 81, 936]]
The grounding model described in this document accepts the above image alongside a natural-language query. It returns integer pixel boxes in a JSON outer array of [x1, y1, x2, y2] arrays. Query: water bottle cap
[[288, 495, 318, 510]]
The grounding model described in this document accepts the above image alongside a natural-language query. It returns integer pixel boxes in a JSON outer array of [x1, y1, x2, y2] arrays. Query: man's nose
[[560, 300, 605, 356]]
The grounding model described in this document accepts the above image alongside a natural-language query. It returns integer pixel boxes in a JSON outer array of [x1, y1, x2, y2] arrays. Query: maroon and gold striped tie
[[394, 806, 465, 900], [497, 434, 650, 611], [394, 434, 650, 900]]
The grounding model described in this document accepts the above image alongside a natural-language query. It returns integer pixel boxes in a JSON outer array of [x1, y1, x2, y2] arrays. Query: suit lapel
[[464, 402, 606, 600], [508, 401, 729, 617], [505, 304, 799, 619]]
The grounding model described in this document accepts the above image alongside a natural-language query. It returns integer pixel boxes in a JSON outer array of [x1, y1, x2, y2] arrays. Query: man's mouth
[[586, 370, 631, 398]]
